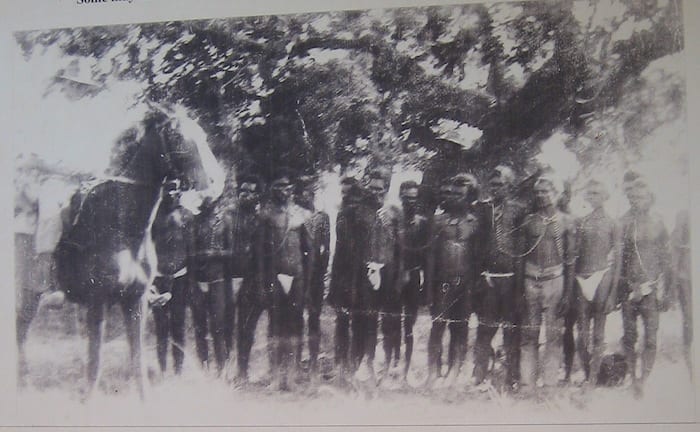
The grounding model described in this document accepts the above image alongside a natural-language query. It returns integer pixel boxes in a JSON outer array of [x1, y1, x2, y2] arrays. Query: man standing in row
[[425, 173, 481, 387], [472, 166, 526, 391], [518, 176, 577, 394], [151, 180, 193, 375], [616, 171, 671, 394], [397, 180, 429, 383], [260, 170, 311, 390], [233, 174, 264, 383], [366, 170, 402, 383], [328, 180, 374, 385], [296, 175, 331, 383], [190, 194, 233, 374], [571, 180, 618, 385], [344, 170, 401, 384]]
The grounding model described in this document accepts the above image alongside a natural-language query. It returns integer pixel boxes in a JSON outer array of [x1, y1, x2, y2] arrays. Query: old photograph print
[[10, 0, 694, 426]]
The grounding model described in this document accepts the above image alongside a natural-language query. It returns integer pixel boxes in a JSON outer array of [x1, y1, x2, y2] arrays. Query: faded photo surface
[[5, 0, 696, 427]]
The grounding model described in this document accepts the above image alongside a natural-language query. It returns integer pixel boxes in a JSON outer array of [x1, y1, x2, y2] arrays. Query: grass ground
[[15, 301, 696, 426]]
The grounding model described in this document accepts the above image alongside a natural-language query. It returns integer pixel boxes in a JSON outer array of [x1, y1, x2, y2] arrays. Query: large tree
[[15, 0, 685, 191]]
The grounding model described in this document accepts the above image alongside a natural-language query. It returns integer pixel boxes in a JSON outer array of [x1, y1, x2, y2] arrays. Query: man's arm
[[606, 217, 626, 313], [514, 214, 531, 305], [424, 216, 438, 308], [558, 214, 577, 317], [657, 218, 673, 311], [320, 213, 331, 271]]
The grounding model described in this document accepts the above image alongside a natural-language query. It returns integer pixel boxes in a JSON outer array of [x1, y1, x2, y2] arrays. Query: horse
[[52, 105, 223, 399]]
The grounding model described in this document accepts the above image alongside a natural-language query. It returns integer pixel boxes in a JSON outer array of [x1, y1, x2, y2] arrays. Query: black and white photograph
[[2, 0, 698, 427]]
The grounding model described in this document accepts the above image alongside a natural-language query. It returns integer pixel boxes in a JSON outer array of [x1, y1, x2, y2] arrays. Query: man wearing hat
[[615, 171, 671, 393], [517, 176, 577, 394], [472, 165, 527, 390], [425, 173, 482, 387]]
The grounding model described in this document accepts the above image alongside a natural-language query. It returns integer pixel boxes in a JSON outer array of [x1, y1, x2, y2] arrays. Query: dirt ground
[[15, 301, 696, 426]]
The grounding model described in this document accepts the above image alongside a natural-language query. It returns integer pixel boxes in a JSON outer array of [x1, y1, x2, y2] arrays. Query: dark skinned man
[[150, 180, 193, 375], [259, 170, 311, 391], [517, 176, 576, 395], [571, 180, 618, 385], [295, 175, 331, 384], [615, 171, 671, 396], [328, 181, 374, 386], [472, 166, 526, 391], [425, 173, 481, 388], [397, 180, 429, 383], [233, 174, 264, 384], [191, 194, 234, 374]]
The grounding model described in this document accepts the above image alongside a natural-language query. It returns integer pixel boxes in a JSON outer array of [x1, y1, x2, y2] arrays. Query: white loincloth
[[232, 277, 244, 297], [576, 267, 610, 302], [367, 262, 385, 291], [277, 274, 294, 295]]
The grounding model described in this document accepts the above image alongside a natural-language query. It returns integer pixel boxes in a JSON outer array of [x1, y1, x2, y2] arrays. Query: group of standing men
[[325, 166, 688, 396], [17, 161, 691, 397], [149, 170, 329, 391]]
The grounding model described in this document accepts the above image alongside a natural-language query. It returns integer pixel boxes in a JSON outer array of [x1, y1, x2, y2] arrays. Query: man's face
[[534, 181, 556, 209], [584, 183, 607, 209], [367, 178, 387, 204], [271, 176, 293, 204], [238, 182, 259, 208], [341, 182, 354, 196], [400, 187, 419, 211], [439, 182, 453, 206], [451, 177, 472, 203], [624, 181, 652, 211], [297, 186, 315, 209], [489, 175, 510, 202]]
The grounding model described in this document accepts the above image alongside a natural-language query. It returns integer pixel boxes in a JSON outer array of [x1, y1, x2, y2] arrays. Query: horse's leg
[[85, 298, 105, 400], [121, 293, 148, 401]]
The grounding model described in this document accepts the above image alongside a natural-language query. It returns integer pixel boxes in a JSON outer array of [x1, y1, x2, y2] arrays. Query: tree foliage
[[15, 0, 684, 188]]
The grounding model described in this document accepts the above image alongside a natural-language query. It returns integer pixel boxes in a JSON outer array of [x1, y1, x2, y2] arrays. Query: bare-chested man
[[232, 174, 264, 383], [518, 176, 576, 393], [472, 166, 526, 390], [190, 194, 234, 374], [295, 175, 331, 382], [151, 180, 193, 375], [573, 180, 618, 385], [616, 171, 671, 394], [328, 181, 374, 385], [397, 180, 429, 382], [358, 170, 402, 384], [425, 173, 481, 387], [259, 170, 311, 390]]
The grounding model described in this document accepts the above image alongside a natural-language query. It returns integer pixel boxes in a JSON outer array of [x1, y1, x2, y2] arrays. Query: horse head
[[110, 103, 224, 204]]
